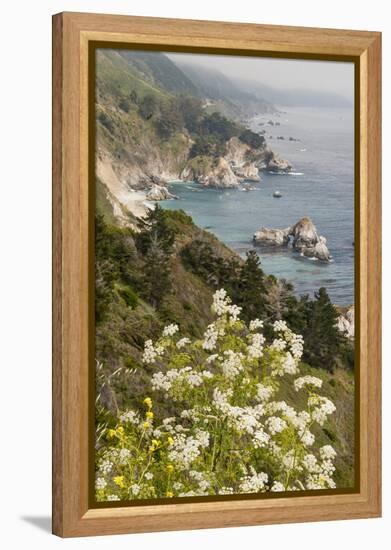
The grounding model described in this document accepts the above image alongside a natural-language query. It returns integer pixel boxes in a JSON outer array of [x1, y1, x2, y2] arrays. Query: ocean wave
[[268, 171, 304, 176]]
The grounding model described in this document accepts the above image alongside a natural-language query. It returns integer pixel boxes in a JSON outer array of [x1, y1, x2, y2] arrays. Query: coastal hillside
[[95, 49, 290, 224], [94, 49, 356, 491], [95, 205, 355, 487], [172, 60, 275, 119]]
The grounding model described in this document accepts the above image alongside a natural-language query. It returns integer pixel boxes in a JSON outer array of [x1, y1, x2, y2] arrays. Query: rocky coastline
[[253, 217, 332, 262]]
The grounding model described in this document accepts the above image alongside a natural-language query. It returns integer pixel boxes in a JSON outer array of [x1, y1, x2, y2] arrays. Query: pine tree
[[136, 206, 175, 308], [235, 250, 267, 323], [302, 287, 344, 372]]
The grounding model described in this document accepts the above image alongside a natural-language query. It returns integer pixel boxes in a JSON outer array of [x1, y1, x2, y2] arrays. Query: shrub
[[138, 94, 159, 120], [239, 129, 266, 149], [96, 290, 337, 501], [97, 110, 115, 134], [117, 286, 139, 309]]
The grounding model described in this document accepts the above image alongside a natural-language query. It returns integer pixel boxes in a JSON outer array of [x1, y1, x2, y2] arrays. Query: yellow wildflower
[[116, 426, 124, 436], [166, 491, 174, 498], [143, 422, 150, 430], [143, 397, 153, 409], [145, 411, 154, 420], [113, 476, 125, 489], [167, 436, 174, 446], [148, 439, 161, 452], [107, 429, 116, 439], [166, 464, 174, 473]]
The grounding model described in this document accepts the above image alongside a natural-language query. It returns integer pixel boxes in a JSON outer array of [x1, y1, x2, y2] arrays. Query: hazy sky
[[168, 52, 354, 101]]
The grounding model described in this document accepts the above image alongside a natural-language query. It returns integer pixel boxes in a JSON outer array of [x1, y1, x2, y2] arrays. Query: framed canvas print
[[52, 12, 381, 537]]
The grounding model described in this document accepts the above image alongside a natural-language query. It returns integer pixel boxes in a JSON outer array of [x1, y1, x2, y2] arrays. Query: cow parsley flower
[[211, 288, 242, 321], [202, 324, 219, 351], [310, 397, 336, 425], [247, 333, 265, 359], [271, 481, 285, 492], [176, 337, 191, 349], [163, 324, 179, 337], [267, 416, 287, 435], [142, 339, 164, 364], [256, 383, 274, 402], [273, 320, 288, 333], [95, 477, 107, 490], [221, 350, 243, 379], [119, 410, 139, 425], [320, 445, 337, 460], [239, 470, 268, 493], [282, 352, 298, 374], [253, 428, 270, 448], [131, 484, 140, 496], [294, 375, 323, 392], [249, 318, 264, 331]]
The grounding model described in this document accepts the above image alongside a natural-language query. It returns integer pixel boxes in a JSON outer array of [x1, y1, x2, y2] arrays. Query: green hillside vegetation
[[94, 48, 355, 491], [95, 206, 355, 487], [96, 49, 271, 191]]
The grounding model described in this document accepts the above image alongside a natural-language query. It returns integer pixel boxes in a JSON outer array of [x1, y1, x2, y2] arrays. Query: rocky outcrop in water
[[253, 227, 290, 247], [264, 153, 292, 173], [253, 217, 331, 262], [146, 184, 178, 201], [181, 157, 240, 188]]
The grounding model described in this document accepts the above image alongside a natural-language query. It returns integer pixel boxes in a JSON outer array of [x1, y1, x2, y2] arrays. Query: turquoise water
[[161, 107, 354, 305]]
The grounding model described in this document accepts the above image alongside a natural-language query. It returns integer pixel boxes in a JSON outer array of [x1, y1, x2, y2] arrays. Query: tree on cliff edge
[[136, 206, 175, 309]]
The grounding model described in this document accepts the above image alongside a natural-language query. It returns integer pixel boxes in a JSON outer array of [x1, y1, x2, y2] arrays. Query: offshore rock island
[[253, 217, 332, 262]]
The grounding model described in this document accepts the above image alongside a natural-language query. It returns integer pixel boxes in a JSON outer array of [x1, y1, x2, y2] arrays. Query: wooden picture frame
[[52, 11, 381, 537]]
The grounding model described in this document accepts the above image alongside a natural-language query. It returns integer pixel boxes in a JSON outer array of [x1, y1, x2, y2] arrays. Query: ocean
[[161, 106, 355, 306]]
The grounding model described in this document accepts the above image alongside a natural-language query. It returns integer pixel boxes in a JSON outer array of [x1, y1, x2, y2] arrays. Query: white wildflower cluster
[[168, 430, 210, 470], [118, 409, 139, 425], [256, 383, 275, 403], [96, 289, 340, 502], [302, 446, 337, 489], [163, 323, 179, 337], [142, 339, 164, 364], [253, 428, 270, 448], [118, 448, 132, 464], [176, 337, 191, 349], [211, 288, 242, 322], [239, 469, 268, 493], [202, 323, 220, 351], [266, 416, 288, 435], [249, 318, 264, 331], [247, 333, 265, 359], [152, 366, 213, 393], [270, 338, 287, 352], [294, 375, 323, 392], [273, 320, 304, 360], [98, 459, 113, 475], [308, 395, 336, 425], [320, 445, 337, 460], [221, 350, 244, 379], [271, 481, 285, 492], [130, 483, 141, 496], [95, 477, 107, 490]]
